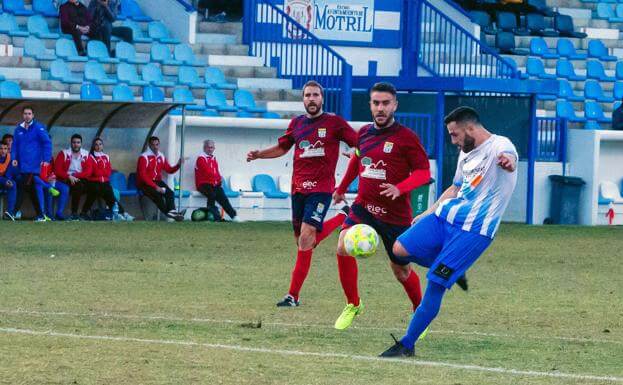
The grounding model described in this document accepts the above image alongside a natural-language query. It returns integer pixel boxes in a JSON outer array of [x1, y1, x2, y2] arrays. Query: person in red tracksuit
[[82, 137, 132, 220], [54, 134, 93, 220], [136, 136, 184, 221], [195, 139, 237, 221]]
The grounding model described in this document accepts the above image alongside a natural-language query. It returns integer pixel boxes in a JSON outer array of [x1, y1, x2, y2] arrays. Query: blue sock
[[400, 281, 446, 349]]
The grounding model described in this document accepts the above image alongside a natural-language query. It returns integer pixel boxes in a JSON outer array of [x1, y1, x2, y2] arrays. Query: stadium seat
[[526, 14, 559, 37], [85, 61, 117, 85], [178, 66, 210, 88], [205, 88, 237, 112], [496, 12, 529, 36], [0, 13, 29, 36], [554, 15, 587, 39], [277, 174, 291, 194], [112, 84, 135, 101], [584, 80, 614, 103], [263, 111, 281, 119], [202, 109, 219, 116], [174, 44, 204, 67], [469, 11, 496, 35], [119, 0, 152, 21], [599, 181, 623, 203], [229, 174, 263, 197], [110, 171, 139, 196], [500, 57, 528, 79], [615, 101, 622, 111], [526, 0, 555, 16], [24, 36, 56, 61], [526, 57, 555, 79], [117, 62, 149, 86], [115, 42, 149, 65], [556, 100, 585, 122], [148, 21, 180, 44], [27, 15, 60, 39], [49, 59, 83, 84], [142, 63, 175, 87], [585, 101, 611, 123], [616, 62, 623, 80], [252, 174, 289, 199], [122, 20, 153, 43], [236, 111, 254, 118], [588, 40, 617, 62], [2, 0, 35, 16], [556, 59, 586, 81], [0, 80, 22, 98], [127, 172, 139, 193], [56, 38, 88, 62], [234, 90, 267, 113], [556, 39, 587, 60], [32, 0, 58, 17], [80, 82, 103, 100], [587, 60, 616, 82], [347, 177, 359, 193], [204, 67, 236, 90], [529, 38, 558, 59], [614, 82, 623, 100], [87, 40, 120, 64], [172, 87, 205, 111], [495, 32, 528, 55], [142, 85, 165, 102], [596, 3, 623, 22], [558, 79, 583, 102], [584, 120, 602, 130], [150, 43, 182, 66], [221, 177, 239, 198]]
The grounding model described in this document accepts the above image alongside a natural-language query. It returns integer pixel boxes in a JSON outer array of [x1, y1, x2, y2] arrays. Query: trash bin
[[548, 175, 585, 225], [411, 179, 435, 217]]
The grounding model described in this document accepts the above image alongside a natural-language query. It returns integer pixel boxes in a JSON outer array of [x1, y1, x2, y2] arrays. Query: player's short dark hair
[[71, 134, 82, 142], [370, 82, 397, 97], [1, 133, 13, 143], [22, 105, 34, 114], [302, 80, 324, 96], [149, 136, 160, 143], [0, 141, 7, 147], [444, 106, 480, 126]]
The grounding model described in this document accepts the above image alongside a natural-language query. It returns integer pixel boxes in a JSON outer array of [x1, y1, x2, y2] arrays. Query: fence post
[[413, 0, 422, 78], [242, 0, 255, 48], [560, 118, 568, 176], [341, 63, 352, 120]]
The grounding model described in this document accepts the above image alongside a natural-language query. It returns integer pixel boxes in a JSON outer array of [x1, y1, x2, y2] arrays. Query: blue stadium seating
[[122, 20, 153, 43], [262, 111, 280, 119], [0, 80, 22, 98], [202, 109, 218, 117], [87, 40, 120, 64], [587, 60, 616, 82], [174, 44, 204, 67], [150, 42, 182, 65], [596, 3, 623, 22], [85, 61, 117, 85], [526, 57, 555, 79], [0, 13, 29, 36], [205, 88, 237, 112], [588, 40, 617, 62], [80, 83, 103, 100], [530, 38, 558, 59], [556, 59, 586, 81], [204, 67, 236, 90], [469, 11, 496, 35], [116, 42, 149, 65], [24, 36, 56, 61], [49, 59, 83, 84], [119, 0, 152, 22], [613, 82, 623, 100], [142, 63, 175, 87], [234, 90, 267, 113], [584, 80, 614, 103], [110, 171, 139, 196], [27, 15, 60, 39], [221, 178, 239, 198], [117, 62, 149, 86], [347, 178, 358, 193], [526, 13, 558, 37], [112, 84, 135, 101], [252, 174, 289, 198], [556, 39, 587, 60], [56, 38, 88, 62], [616, 62, 623, 80], [236, 111, 254, 118], [584, 101, 611, 123], [556, 100, 586, 122], [178, 66, 209, 88], [2, 0, 35, 16], [172, 87, 205, 111], [142, 85, 165, 102], [558, 79, 583, 102], [496, 12, 529, 36], [148, 21, 179, 44], [554, 15, 587, 39], [32, 0, 58, 17], [495, 32, 528, 55]]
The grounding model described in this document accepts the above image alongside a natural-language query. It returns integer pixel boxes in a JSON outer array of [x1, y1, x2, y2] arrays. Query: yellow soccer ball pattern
[[344, 224, 380, 258]]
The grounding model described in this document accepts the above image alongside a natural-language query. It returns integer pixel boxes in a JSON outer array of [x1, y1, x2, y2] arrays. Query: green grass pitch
[[0, 222, 621, 384]]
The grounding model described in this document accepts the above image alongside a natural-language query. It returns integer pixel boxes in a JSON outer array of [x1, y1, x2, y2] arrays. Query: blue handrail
[[417, 0, 518, 79], [243, 0, 352, 119], [175, 0, 195, 12], [536, 117, 566, 161]]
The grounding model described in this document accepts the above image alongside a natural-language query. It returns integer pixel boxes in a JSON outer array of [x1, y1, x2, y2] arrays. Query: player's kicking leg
[[334, 227, 363, 329]]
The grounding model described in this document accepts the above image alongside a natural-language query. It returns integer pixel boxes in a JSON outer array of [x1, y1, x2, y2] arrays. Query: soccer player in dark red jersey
[[332, 82, 431, 330], [247, 80, 357, 307]]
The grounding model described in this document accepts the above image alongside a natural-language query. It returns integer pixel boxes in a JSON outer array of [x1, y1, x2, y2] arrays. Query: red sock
[[401, 269, 423, 311], [288, 249, 313, 300], [337, 253, 360, 306], [315, 213, 346, 245]]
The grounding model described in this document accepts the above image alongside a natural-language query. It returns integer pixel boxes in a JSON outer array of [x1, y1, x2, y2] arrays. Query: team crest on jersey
[[299, 140, 325, 158], [383, 142, 394, 153], [318, 128, 326, 138], [360, 157, 387, 180]]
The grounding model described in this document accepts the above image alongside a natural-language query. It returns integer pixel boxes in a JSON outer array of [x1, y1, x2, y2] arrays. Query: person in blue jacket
[[11, 106, 53, 221]]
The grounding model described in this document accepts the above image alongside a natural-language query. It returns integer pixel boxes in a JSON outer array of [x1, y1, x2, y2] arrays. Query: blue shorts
[[397, 214, 492, 289], [291, 192, 332, 237], [343, 203, 410, 266]]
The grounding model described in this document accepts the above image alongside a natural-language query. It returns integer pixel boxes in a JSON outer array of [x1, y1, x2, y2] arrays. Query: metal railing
[[395, 112, 435, 157], [242, 0, 352, 118], [417, 0, 519, 79], [536, 117, 566, 162]]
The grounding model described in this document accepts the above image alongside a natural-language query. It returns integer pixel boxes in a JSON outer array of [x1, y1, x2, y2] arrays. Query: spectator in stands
[[60, 0, 91, 56], [195, 139, 237, 221], [88, 0, 133, 56], [2, 134, 13, 150], [11, 106, 52, 221], [613, 102, 623, 130], [54, 134, 93, 220], [83, 137, 133, 220], [137, 136, 184, 221], [0, 141, 18, 220], [197, 0, 242, 21]]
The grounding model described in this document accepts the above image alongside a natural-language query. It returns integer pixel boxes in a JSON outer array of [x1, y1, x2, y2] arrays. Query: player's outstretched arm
[[246, 145, 288, 162], [412, 184, 460, 224], [497, 153, 516, 172]]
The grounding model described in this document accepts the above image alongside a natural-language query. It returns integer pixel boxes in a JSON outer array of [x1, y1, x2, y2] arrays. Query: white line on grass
[[2, 308, 621, 346], [1, 327, 621, 383]]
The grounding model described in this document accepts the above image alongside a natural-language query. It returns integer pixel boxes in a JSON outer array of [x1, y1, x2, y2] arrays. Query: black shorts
[[291, 192, 332, 237], [343, 203, 410, 265]]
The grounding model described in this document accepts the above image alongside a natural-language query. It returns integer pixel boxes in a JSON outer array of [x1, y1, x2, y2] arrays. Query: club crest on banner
[[285, 0, 313, 39]]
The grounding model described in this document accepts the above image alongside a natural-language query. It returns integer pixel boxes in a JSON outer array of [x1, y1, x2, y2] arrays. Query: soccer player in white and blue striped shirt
[[380, 106, 518, 357]]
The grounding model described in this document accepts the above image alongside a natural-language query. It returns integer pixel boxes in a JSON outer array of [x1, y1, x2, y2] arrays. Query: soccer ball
[[344, 224, 379, 258]]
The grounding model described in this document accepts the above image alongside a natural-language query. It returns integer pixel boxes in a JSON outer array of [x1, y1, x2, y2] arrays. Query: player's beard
[[305, 102, 321, 116], [460, 133, 476, 152], [374, 112, 393, 128]]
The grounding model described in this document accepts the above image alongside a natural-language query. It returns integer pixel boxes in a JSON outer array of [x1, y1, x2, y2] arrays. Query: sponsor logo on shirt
[[383, 142, 394, 153], [360, 157, 387, 180], [302, 180, 318, 189], [318, 128, 326, 138], [366, 203, 387, 215], [299, 140, 325, 158]]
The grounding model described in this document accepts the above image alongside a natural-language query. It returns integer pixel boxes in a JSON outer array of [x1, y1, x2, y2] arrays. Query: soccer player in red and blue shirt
[[247, 80, 358, 307], [332, 82, 431, 330]]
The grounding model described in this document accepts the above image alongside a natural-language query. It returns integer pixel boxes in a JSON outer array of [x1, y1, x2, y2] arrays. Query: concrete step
[[504, 55, 618, 71], [195, 33, 240, 45], [207, 54, 264, 67], [540, 99, 618, 113], [237, 77, 292, 90], [196, 22, 243, 35], [0, 55, 38, 68], [514, 35, 623, 50], [192, 44, 249, 56], [0, 66, 41, 80]]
